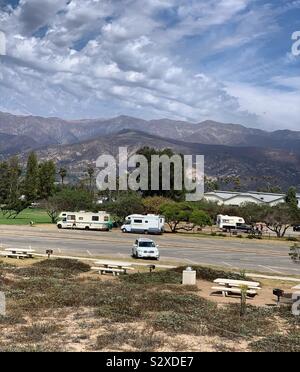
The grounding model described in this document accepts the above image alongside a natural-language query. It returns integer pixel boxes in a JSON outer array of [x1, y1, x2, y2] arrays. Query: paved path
[[0, 225, 299, 276]]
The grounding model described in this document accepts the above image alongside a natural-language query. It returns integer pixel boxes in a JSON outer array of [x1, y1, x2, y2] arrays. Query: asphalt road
[[0, 225, 299, 276]]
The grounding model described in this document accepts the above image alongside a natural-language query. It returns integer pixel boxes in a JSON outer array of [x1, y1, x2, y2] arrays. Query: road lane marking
[[258, 265, 284, 274]]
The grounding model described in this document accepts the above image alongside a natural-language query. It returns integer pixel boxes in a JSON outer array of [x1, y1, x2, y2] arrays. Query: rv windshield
[[139, 241, 156, 248], [125, 220, 131, 225]]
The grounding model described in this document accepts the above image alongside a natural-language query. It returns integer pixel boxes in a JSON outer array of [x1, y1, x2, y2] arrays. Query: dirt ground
[[196, 279, 295, 307]]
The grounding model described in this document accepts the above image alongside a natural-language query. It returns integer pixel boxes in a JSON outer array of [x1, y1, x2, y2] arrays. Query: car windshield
[[139, 242, 155, 248]]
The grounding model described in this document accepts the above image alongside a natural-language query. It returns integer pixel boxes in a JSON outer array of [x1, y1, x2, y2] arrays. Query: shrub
[[172, 266, 252, 282], [250, 333, 300, 352], [286, 237, 298, 242], [121, 270, 182, 285], [34, 259, 90, 273]]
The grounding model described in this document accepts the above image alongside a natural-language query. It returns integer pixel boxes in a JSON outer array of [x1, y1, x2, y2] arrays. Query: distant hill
[[0, 132, 38, 159], [1, 111, 300, 153], [1, 111, 300, 190], [23, 129, 300, 190]]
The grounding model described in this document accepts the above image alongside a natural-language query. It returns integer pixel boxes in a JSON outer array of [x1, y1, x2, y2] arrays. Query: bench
[[214, 279, 261, 288], [93, 261, 135, 275], [91, 266, 126, 276], [211, 286, 258, 298], [3, 248, 36, 259]]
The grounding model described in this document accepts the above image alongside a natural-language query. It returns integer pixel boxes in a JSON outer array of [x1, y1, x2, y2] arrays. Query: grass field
[[0, 209, 52, 225]]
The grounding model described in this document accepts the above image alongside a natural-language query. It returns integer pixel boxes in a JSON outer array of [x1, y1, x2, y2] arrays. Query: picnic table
[[212, 278, 261, 298], [292, 284, 300, 291], [0, 248, 36, 259], [92, 260, 135, 276]]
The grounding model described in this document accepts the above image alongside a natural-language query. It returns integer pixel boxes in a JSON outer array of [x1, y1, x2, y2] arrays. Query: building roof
[[204, 191, 300, 204]]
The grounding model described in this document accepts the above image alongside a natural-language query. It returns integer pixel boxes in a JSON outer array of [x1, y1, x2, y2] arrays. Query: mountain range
[[0, 111, 300, 190]]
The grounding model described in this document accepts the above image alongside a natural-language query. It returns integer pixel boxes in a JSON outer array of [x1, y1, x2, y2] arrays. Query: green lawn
[[0, 208, 52, 225]]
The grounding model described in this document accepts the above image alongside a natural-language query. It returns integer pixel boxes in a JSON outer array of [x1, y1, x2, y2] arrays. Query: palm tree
[[59, 167, 67, 186], [86, 165, 95, 192]]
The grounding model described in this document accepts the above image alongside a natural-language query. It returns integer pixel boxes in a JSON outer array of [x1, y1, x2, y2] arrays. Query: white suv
[[132, 238, 160, 260]]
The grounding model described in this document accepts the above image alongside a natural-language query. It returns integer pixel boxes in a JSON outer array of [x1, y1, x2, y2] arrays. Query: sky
[[0, 0, 299, 131]]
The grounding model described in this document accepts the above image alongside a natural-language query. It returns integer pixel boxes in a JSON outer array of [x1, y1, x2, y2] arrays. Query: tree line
[[0, 151, 299, 239]]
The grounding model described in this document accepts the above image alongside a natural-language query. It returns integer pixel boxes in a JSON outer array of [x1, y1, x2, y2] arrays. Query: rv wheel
[[85, 226, 90, 230], [57, 224, 62, 229]]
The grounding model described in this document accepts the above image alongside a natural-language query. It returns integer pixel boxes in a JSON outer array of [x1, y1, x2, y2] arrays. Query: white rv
[[217, 214, 245, 231], [57, 211, 112, 231], [121, 214, 165, 235]]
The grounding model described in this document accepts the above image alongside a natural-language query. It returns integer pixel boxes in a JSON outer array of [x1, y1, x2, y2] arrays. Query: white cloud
[[0, 0, 298, 131], [226, 82, 300, 131]]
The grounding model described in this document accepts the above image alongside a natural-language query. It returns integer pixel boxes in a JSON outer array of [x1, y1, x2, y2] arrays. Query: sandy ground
[[196, 279, 294, 307]]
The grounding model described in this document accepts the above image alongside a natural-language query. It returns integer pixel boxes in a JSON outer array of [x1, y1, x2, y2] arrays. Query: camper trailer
[[121, 214, 165, 235], [57, 211, 112, 231], [217, 214, 245, 231]]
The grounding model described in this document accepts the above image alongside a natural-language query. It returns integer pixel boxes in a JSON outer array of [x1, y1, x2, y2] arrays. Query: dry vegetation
[[0, 258, 299, 352]]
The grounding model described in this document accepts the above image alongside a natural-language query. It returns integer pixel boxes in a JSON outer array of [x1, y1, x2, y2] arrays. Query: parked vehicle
[[132, 238, 160, 260], [293, 225, 300, 232], [217, 214, 245, 231], [121, 214, 165, 234], [235, 224, 253, 233], [57, 211, 112, 231]]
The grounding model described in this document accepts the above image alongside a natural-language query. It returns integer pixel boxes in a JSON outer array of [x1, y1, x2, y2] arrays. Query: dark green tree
[[38, 161, 56, 200], [59, 167, 67, 186], [24, 152, 39, 202], [105, 193, 145, 225], [285, 187, 298, 209]]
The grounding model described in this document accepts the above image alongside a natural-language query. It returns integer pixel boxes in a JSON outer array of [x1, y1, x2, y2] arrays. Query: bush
[[173, 266, 251, 282], [121, 270, 182, 285], [34, 259, 90, 273], [250, 333, 300, 352], [286, 237, 298, 242]]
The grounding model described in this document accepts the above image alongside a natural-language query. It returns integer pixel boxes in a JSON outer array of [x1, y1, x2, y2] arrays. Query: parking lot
[[0, 224, 299, 275]]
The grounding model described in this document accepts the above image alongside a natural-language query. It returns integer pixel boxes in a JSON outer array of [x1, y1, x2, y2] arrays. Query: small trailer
[[121, 214, 165, 235], [217, 214, 245, 231], [57, 211, 112, 231]]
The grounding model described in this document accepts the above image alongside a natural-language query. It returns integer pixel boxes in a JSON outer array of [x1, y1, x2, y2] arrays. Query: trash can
[[182, 267, 196, 285]]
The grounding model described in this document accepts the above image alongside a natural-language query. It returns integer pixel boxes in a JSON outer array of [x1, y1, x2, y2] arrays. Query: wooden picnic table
[[292, 284, 300, 291], [93, 261, 135, 276], [212, 278, 261, 298], [214, 278, 261, 289], [2, 248, 36, 259]]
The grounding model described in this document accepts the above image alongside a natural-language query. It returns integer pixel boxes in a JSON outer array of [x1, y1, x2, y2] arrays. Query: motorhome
[[217, 215, 245, 231], [57, 211, 112, 231], [121, 214, 165, 235]]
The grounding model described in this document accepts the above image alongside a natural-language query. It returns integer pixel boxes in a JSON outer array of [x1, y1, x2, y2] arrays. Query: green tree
[[105, 193, 145, 225], [7, 157, 22, 204], [289, 244, 300, 264], [45, 188, 95, 223], [189, 210, 212, 230], [285, 187, 298, 209], [0, 161, 10, 203], [38, 161, 56, 200], [59, 167, 67, 186], [262, 204, 296, 238], [135, 147, 185, 200], [24, 152, 39, 202], [86, 165, 95, 193], [142, 196, 174, 215]]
